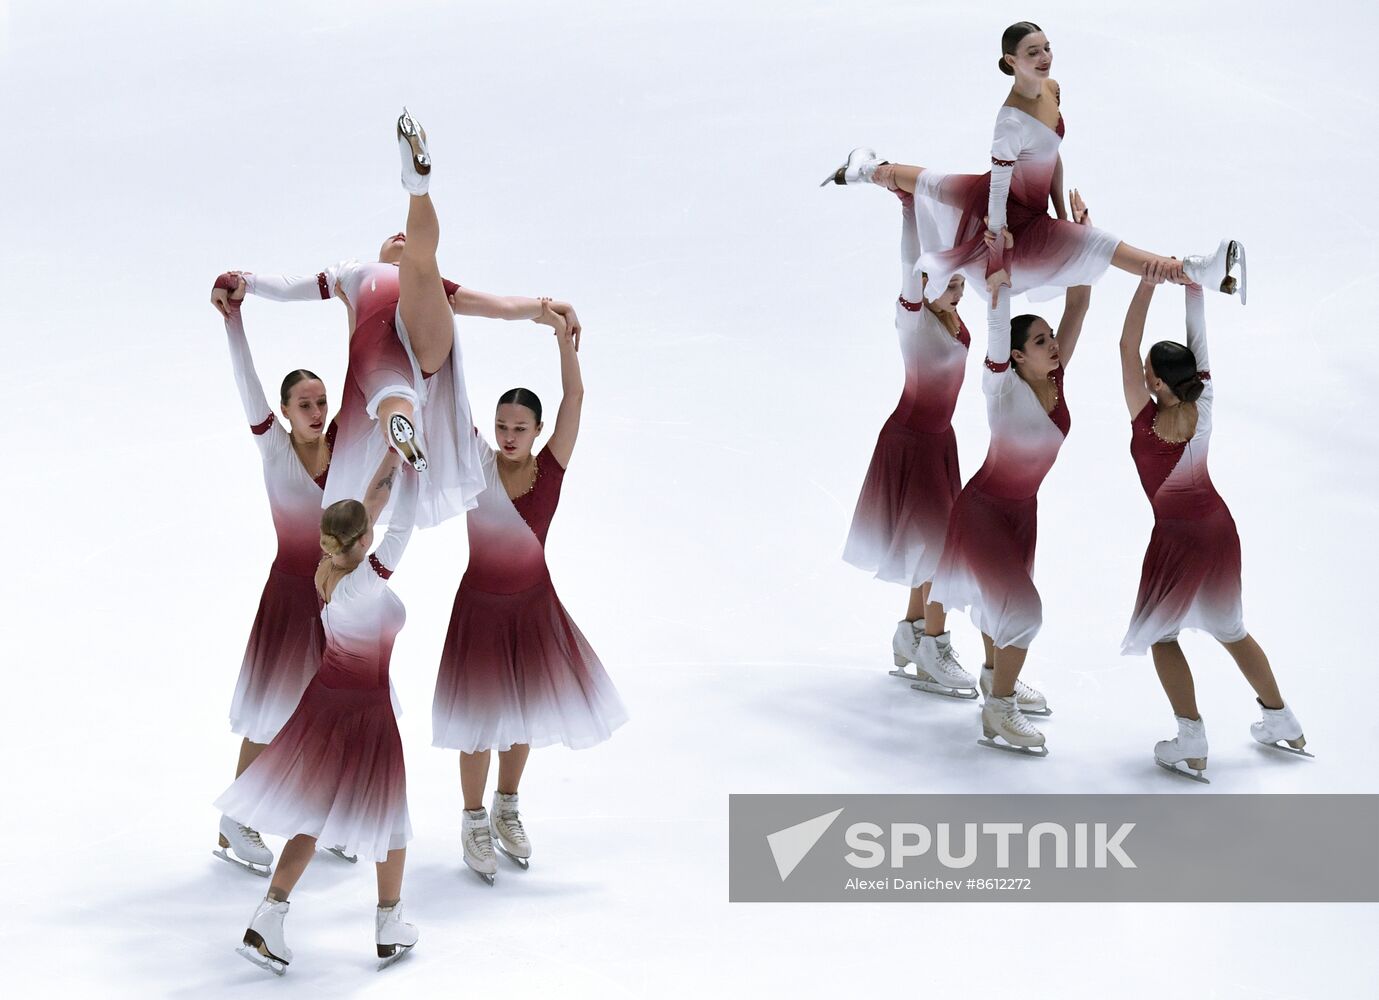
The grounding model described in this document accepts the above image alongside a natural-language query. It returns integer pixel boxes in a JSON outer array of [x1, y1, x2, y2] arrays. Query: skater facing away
[[215, 107, 580, 529], [823, 21, 1247, 307], [431, 316, 628, 885], [841, 187, 977, 698], [208, 291, 334, 877], [214, 452, 421, 975], [1117, 264, 1309, 781]]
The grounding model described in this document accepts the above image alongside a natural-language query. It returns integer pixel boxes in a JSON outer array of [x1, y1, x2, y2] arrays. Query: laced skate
[[1182, 239, 1247, 304], [1250, 702, 1313, 757], [326, 846, 358, 863], [895, 627, 978, 699], [397, 106, 431, 195], [978, 665, 1050, 716], [889, 619, 924, 679], [820, 147, 882, 187], [462, 808, 498, 885], [387, 412, 428, 471], [236, 897, 292, 976], [1154, 715, 1210, 783], [490, 791, 531, 869], [375, 900, 419, 970], [214, 815, 273, 877], [978, 694, 1048, 757]]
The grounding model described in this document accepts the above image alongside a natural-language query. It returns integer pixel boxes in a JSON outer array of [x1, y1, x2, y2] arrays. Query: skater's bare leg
[[981, 632, 996, 669], [1221, 634, 1284, 709], [376, 396, 415, 428], [496, 744, 530, 795], [375, 847, 406, 906], [1112, 242, 1185, 282], [235, 738, 267, 778], [904, 584, 927, 623], [398, 193, 454, 375], [872, 163, 922, 194], [920, 586, 949, 636], [267, 834, 316, 901], [460, 750, 491, 811], [990, 644, 1028, 698], [1151, 640, 1200, 719]]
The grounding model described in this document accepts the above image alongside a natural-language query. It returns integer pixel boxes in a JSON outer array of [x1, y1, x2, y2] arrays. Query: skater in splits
[[431, 317, 627, 885], [842, 186, 977, 698], [217, 107, 580, 528], [205, 288, 334, 877], [823, 21, 1246, 307], [927, 197, 1096, 755], [215, 452, 421, 975], [1118, 264, 1308, 781]]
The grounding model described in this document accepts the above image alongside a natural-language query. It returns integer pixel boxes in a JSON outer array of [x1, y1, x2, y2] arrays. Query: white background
[[2, 0, 1375, 996]]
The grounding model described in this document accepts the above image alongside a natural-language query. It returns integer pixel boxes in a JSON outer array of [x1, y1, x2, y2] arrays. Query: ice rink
[[2, 0, 1376, 995]]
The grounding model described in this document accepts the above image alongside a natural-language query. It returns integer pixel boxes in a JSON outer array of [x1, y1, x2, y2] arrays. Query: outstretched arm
[[544, 307, 584, 469], [450, 288, 582, 345], [897, 192, 925, 303], [985, 113, 1022, 286], [1184, 284, 1209, 374], [1054, 286, 1091, 369], [242, 268, 337, 303], [1119, 275, 1156, 418], [369, 464, 417, 576], [219, 293, 276, 436], [362, 451, 403, 528]]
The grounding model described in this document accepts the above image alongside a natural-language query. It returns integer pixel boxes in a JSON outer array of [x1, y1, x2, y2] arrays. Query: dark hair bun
[[1175, 376, 1205, 404], [998, 56, 1014, 76]]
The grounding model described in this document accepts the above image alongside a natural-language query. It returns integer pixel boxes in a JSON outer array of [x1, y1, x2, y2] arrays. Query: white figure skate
[[820, 147, 882, 187], [1250, 702, 1313, 757], [387, 412, 428, 471], [1154, 715, 1210, 783], [397, 106, 431, 196], [978, 694, 1048, 757], [978, 665, 1050, 716], [889, 619, 923, 679], [236, 897, 292, 976], [905, 631, 978, 699], [375, 900, 419, 970], [214, 815, 273, 877], [1182, 239, 1247, 304], [462, 808, 498, 885], [490, 791, 531, 870]]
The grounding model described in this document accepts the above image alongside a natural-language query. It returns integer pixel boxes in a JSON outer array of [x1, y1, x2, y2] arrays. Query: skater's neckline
[[1001, 104, 1064, 139]]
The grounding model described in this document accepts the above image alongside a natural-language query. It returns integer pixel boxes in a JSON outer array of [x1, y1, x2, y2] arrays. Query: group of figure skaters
[[210, 108, 626, 975], [832, 22, 1310, 772]]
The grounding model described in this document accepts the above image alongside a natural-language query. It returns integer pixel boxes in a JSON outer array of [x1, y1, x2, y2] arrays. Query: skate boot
[[1250, 701, 1313, 757], [979, 665, 1050, 716], [490, 791, 531, 869], [386, 412, 428, 471], [1182, 239, 1246, 304], [236, 897, 292, 976], [397, 106, 431, 195], [978, 693, 1048, 756], [1154, 715, 1210, 783], [820, 147, 883, 187], [375, 900, 419, 970], [910, 632, 978, 699], [889, 619, 924, 679], [462, 808, 498, 885], [214, 815, 273, 877]]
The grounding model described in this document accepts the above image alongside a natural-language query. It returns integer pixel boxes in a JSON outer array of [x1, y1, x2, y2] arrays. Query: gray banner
[[728, 794, 1379, 902]]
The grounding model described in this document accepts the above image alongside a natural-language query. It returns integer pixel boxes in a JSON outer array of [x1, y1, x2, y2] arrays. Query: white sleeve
[[986, 113, 1022, 274], [899, 195, 924, 302], [244, 266, 338, 303], [223, 309, 280, 450], [370, 469, 418, 577], [1185, 285, 1209, 373]]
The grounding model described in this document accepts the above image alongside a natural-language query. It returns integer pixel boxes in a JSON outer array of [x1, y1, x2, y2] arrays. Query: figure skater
[[1118, 264, 1309, 781]]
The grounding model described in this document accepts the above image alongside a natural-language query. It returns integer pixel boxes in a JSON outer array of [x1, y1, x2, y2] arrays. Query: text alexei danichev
[[845, 877, 965, 892]]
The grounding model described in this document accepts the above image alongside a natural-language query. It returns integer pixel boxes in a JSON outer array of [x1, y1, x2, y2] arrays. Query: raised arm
[[985, 113, 1023, 280], [242, 267, 338, 303], [897, 191, 924, 303], [1184, 284, 1209, 374], [369, 465, 417, 576], [987, 288, 1012, 368], [1119, 278, 1156, 418], [544, 308, 584, 469], [362, 451, 403, 528], [450, 288, 582, 345], [214, 278, 276, 441], [1054, 285, 1091, 369]]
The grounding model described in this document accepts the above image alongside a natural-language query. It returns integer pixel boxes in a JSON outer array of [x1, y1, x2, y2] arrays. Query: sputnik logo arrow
[[766, 808, 844, 881]]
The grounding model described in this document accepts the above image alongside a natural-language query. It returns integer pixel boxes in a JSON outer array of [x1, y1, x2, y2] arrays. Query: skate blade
[[819, 166, 845, 187], [397, 110, 431, 173], [465, 864, 496, 886], [1155, 759, 1210, 784], [910, 680, 979, 700], [326, 847, 359, 863], [377, 943, 414, 971], [1221, 239, 1243, 301], [388, 414, 428, 471], [236, 943, 286, 976], [495, 841, 531, 869], [213, 848, 271, 878], [977, 737, 1048, 757], [1260, 740, 1315, 758], [1021, 705, 1053, 717]]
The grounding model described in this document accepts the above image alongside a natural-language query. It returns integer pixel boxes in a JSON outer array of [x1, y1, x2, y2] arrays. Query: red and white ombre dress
[[222, 306, 331, 745], [929, 299, 1070, 649], [914, 95, 1119, 302], [1122, 287, 1245, 653], [215, 474, 418, 863], [432, 444, 628, 754], [844, 191, 970, 586]]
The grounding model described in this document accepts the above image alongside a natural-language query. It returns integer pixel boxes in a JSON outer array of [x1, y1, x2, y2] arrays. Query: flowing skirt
[[432, 578, 629, 753], [929, 486, 1042, 649], [228, 565, 325, 744], [1121, 507, 1247, 654], [215, 678, 410, 863], [843, 419, 961, 587], [914, 170, 1119, 302]]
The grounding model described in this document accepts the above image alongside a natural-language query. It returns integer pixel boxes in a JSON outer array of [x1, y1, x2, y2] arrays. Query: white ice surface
[[1, 0, 1376, 996]]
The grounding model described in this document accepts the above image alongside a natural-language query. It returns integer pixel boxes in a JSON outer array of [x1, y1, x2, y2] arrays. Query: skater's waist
[[457, 567, 555, 598]]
